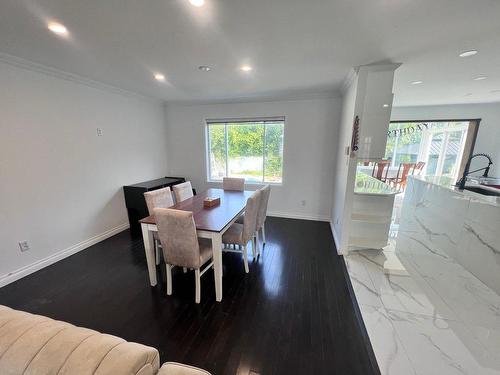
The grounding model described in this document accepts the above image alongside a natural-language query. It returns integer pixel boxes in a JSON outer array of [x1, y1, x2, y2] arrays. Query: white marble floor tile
[[387, 310, 500, 375], [345, 255, 383, 308], [355, 250, 459, 320], [358, 304, 417, 375]]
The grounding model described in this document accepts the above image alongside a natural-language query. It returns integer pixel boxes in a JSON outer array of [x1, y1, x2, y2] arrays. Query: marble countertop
[[412, 175, 500, 207], [354, 172, 399, 196]]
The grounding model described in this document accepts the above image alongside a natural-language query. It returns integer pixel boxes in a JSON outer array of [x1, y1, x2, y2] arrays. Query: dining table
[[139, 188, 253, 302]]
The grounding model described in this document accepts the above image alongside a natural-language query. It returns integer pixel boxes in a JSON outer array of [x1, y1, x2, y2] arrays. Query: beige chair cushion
[[159, 362, 212, 375], [222, 223, 243, 244], [172, 182, 193, 203], [256, 185, 271, 229], [0, 305, 159, 375], [155, 208, 213, 269], [222, 177, 245, 191], [242, 190, 261, 243], [222, 190, 261, 245], [144, 187, 174, 215]]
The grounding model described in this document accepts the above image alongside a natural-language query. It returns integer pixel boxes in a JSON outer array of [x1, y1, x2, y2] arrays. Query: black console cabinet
[[123, 177, 186, 234]]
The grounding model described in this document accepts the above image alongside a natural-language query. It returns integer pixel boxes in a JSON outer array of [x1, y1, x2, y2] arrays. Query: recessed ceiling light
[[491, 89, 500, 93], [198, 65, 211, 72], [411, 80, 423, 85], [240, 65, 253, 72], [48, 22, 68, 36], [154, 73, 165, 82], [473, 76, 487, 81], [189, 0, 205, 7], [465, 93, 473, 96], [383, 104, 389, 108], [459, 50, 478, 57]]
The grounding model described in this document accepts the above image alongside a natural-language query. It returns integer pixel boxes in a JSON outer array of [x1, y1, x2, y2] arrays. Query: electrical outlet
[[19, 241, 30, 252], [96, 128, 103, 136]]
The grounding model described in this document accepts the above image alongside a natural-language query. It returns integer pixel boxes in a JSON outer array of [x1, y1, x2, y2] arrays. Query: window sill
[[207, 180, 283, 187]]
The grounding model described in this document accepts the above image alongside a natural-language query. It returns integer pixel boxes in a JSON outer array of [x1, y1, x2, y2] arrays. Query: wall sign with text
[[387, 123, 429, 138]]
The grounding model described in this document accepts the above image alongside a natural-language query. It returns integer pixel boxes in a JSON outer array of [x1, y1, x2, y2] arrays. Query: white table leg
[[141, 223, 157, 286], [211, 233, 223, 302]]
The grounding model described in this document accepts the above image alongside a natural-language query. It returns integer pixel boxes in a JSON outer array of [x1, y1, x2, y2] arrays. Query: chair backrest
[[256, 185, 271, 229], [414, 161, 426, 174], [143, 187, 174, 215], [242, 190, 261, 243], [222, 177, 245, 191], [372, 161, 390, 181], [172, 181, 194, 203], [154, 208, 201, 269], [399, 163, 416, 185]]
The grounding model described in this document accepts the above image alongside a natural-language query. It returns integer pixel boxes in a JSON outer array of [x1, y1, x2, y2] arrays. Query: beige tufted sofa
[[0, 305, 211, 375]]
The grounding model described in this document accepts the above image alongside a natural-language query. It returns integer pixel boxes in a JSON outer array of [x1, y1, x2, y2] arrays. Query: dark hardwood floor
[[0, 217, 379, 375]]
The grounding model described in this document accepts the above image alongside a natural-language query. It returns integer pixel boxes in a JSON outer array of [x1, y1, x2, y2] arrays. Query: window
[[385, 121, 469, 178], [206, 118, 285, 183]]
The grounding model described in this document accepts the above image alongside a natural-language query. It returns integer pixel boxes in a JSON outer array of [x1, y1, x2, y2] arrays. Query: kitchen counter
[[415, 175, 500, 206], [398, 175, 500, 295]]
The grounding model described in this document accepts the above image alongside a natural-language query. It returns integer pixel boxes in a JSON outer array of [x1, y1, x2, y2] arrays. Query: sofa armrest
[[158, 362, 212, 375]]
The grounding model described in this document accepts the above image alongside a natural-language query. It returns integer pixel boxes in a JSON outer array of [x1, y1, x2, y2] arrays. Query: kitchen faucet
[[456, 153, 493, 190]]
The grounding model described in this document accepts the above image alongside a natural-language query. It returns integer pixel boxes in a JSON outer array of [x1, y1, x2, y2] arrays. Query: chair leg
[[255, 231, 261, 256], [155, 241, 160, 265], [195, 269, 201, 304], [262, 223, 266, 244], [242, 245, 249, 273], [183, 267, 188, 273], [166, 264, 173, 295], [251, 235, 257, 258]]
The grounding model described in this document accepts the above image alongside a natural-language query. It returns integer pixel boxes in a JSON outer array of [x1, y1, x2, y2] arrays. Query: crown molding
[[165, 89, 340, 106], [0, 52, 161, 104]]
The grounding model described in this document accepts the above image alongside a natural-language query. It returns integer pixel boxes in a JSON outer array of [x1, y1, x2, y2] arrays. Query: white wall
[[165, 97, 341, 220], [392, 103, 500, 176], [0, 61, 169, 285], [331, 74, 358, 250]]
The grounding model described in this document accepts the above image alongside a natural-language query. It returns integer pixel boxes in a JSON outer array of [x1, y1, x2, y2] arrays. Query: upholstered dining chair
[[144, 187, 174, 265], [154, 208, 214, 304], [172, 181, 194, 203], [223, 177, 245, 191], [222, 190, 261, 273], [255, 185, 271, 253]]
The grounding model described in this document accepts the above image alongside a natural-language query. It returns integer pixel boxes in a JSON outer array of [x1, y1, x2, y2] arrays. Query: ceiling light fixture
[[198, 65, 211, 72], [459, 50, 478, 57], [189, 0, 205, 7], [240, 65, 253, 72], [473, 76, 487, 81], [491, 89, 500, 93], [465, 93, 473, 96], [48, 22, 68, 36], [154, 73, 165, 82], [411, 80, 423, 85], [383, 104, 389, 108]]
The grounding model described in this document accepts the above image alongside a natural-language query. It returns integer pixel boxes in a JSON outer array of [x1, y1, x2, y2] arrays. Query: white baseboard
[[268, 211, 331, 222], [330, 220, 342, 254], [0, 223, 130, 288]]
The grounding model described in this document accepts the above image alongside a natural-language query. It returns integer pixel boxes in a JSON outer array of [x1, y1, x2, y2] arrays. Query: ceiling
[[1, 0, 500, 106]]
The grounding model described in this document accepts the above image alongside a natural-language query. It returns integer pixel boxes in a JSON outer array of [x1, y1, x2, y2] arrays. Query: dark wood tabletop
[[139, 188, 253, 232]]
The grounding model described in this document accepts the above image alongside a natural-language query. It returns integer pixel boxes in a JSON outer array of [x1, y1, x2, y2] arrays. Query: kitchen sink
[[464, 185, 500, 197]]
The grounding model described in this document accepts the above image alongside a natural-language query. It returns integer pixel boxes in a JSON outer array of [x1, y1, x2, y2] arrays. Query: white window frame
[[204, 117, 285, 185]]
